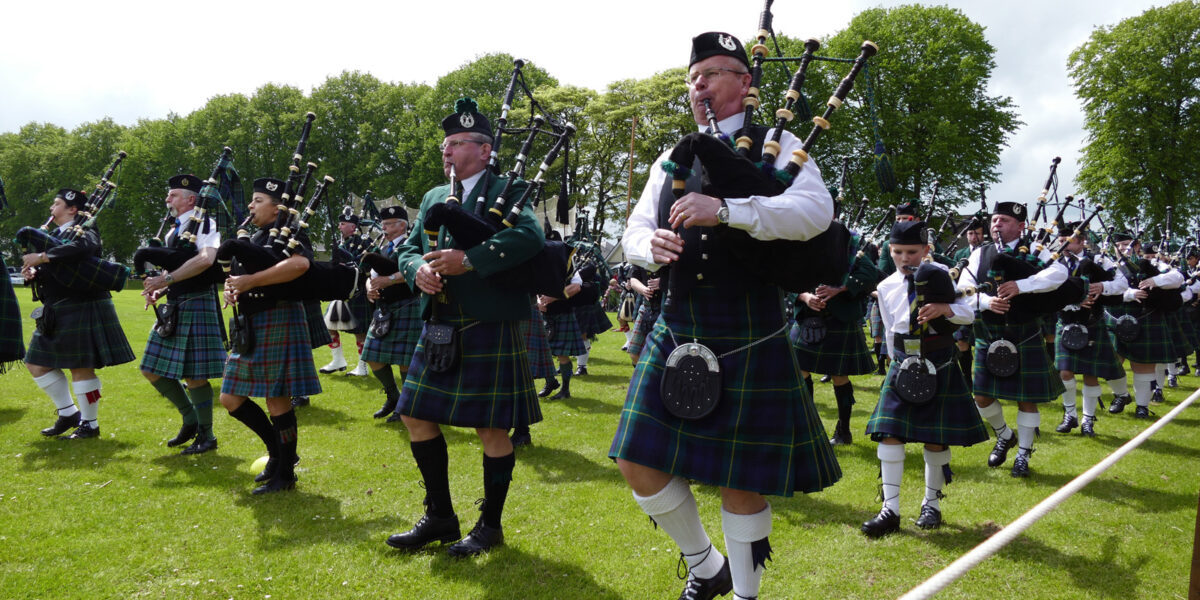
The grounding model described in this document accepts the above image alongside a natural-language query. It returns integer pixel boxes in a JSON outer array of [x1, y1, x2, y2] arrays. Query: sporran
[[660, 341, 722, 420]]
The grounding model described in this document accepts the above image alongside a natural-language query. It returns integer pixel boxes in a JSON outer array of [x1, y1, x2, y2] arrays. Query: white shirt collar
[[459, 170, 485, 199], [697, 113, 745, 134]]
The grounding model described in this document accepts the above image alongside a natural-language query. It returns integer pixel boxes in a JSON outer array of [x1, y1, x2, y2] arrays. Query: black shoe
[[448, 518, 504, 557], [829, 423, 852, 446], [62, 422, 100, 440], [180, 436, 218, 455], [251, 473, 296, 495], [385, 411, 403, 423], [1054, 413, 1078, 433], [1109, 394, 1131, 414], [1151, 389, 1165, 404], [386, 513, 461, 551], [537, 379, 559, 398], [861, 507, 901, 538], [574, 366, 588, 376], [675, 558, 732, 600], [915, 504, 942, 530], [167, 422, 198, 447], [1080, 416, 1096, 437], [254, 455, 300, 483], [550, 387, 571, 400], [373, 395, 399, 419], [290, 396, 310, 408], [510, 430, 532, 448], [41, 412, 80, 437], [875, 362, 887, 376], [1179, 363, 1190, 376], [820, 374, 832, 383], [1011, 449, 1032, 478], [1134, 405, 1151, 419], [987, 434, 1017, 468], [1167, 374, 1178, 388]]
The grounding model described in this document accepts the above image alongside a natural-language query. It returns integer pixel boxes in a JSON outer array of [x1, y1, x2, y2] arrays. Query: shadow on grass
[[148, 452, 246, 488], [412, 545, 624, 600], [1026, 469, 1195, 513], [0, 405, 28, 428], [233, 487, 394, 550], [542, 394, 621, 415], [517, 443, 624, 485], [291, 402, 354, 428], [18, 437, 138, 471]]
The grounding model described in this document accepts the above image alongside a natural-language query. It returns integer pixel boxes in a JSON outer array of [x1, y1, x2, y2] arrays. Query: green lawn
[[1, 286, 1197, 599]]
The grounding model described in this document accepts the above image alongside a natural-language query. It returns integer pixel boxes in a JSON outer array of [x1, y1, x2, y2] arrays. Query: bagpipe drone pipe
[[659, 39, 877, 297], [15, 151, 131, 293]]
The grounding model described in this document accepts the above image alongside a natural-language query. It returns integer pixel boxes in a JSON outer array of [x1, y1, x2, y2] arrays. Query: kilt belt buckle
[[661, 340, 722, 420], [893, 335, 937, 405], [1061, 323, 1089, 351], [1112, 314, 1139, 343], [985, 338, 1019, 377], [797, 316, 827, 345]]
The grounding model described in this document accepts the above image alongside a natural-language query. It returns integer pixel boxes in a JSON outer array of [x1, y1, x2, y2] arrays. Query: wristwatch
[[164, 272, 175, 284], [461, 253, 474, 272], [716, 201, 730, 225]]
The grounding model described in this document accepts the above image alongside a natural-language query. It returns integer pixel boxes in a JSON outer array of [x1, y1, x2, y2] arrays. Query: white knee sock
[[1016, 411, 1040, 452], [977, 402, 1012, 441], [878, 444, 905, 515], [576, 340, 590, 368], [723, 505, 771, 600], [1133, 372, 1155, 408], [1060, 377, 1077, 418], [634, 476, 724, 580], [1082, 384, 1102, 418], [34, 370, 77, 416], [624, 330, 632, 344], [1154, 365, 1166, 388], [1167, 361, 1180, 376], [1108, 376, 1129, 397], [923, 448, 951, 510], [72, 378, 102, 426]]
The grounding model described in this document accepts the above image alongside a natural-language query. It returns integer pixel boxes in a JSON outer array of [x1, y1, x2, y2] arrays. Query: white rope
[[898, 387, 1200, 600]]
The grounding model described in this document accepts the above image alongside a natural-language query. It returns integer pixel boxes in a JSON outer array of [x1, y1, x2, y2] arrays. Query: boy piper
[[861, 220, 987, 537]]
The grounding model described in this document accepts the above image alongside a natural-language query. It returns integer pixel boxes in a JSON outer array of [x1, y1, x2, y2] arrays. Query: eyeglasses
[[440, 139, 486, 152], [686, 68, 749, 87]]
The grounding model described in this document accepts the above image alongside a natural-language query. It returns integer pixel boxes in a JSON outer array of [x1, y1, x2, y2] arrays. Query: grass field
[[1, 286, 1197, 599]]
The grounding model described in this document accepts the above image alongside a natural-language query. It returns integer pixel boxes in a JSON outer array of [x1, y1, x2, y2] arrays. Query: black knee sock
[[958, 351, 972, 381], [559, 364, 571, 395], [833, 382, 855, 428], [372, 366, 400, 400], [873, 342, 884, 365], [411, 435, 453, 517], [804, 374, 814, 400], [270, 409, 298, 478], [482, 452, 516, 528], [187, 383, 215, 441], [229, 401, 278, 456]]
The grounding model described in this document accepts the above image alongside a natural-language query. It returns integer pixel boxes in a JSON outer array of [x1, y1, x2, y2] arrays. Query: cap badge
[[266, 182, 279, 192], [180, 177, 189, 187], [459, 113, 475, 128], [718, 34, 737, 51], [65, 191, 76, 201]]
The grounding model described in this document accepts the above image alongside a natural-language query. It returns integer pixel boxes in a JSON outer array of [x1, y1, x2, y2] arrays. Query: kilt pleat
[[1054, 319, 1124, 380], [221, 302, 321, 398], [1108, 306, 1180, 364], [609, 284, 842, 497], [790, 317, 876, 376], [865, 345, 989, 446], [359, 297, 422, 366], [399, 305, 541, 429], [522, 305, 555, 379], [139, 291, 227, 380], [1166, 312, 1193, 357], [575, 303, 613, 338], [972, 319, 1064, 403], [628, 304, 659, 358], [545, 312, 588, 357], [25, 297, 134, 369], [304, 300, 332, 348]]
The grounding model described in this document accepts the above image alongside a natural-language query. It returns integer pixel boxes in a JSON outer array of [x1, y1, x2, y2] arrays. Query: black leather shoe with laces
[[1054, 414, 1078, 433], [829, 423, 852, 446], [915, 504, 942, 530], [1080, 416, 1096, 437], [387, 512, 461, 550], [1151, 389, 1165, 404], [1011, 449, 1032, 478], [510, 429, 531, 448], [574, 366, 588, 376], [537, 379, 559, 398], [251, 473, 296, 495], [447, 518, 503, 557], [987, 434, 1016, 468], [62, 423, 100, 440], [254, 455, 300, 483], [1134, 405, 1150, 419], [861, 507, 900, 538], [290, 396, 310, 408], [373, 395, 398, 419], [41, 412, 80, 437], [676, 558, 732, 600], [1109, 394, 1131, 414], [167, 422, 198, 447], [181, 436, 217, 455]]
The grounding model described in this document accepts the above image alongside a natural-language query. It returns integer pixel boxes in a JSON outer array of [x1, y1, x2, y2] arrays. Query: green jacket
[[395, 174, 544, 321]]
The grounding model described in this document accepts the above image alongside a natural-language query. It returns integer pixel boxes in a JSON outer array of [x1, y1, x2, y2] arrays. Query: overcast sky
[[1, 0, 1166, 215]]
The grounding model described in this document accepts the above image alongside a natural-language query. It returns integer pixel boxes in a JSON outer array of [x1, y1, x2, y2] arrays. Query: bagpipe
[[15, 151, 131, 293], [131, 147, 238, 289], [1097, 212, 1183, 312], [659, 25, 877, 301]]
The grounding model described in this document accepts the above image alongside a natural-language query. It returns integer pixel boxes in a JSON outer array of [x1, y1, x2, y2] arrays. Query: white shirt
[[622, 113, 834, 271], [876, 263, 974, 358], [1061, 251, 1128, 311], [1122, 257, 1184, 302], [956, 238, 1068, 311], [168, 208, 220, 249]]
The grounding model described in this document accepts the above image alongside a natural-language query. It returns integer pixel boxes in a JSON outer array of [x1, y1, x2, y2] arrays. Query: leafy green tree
[[1069, 0, 1200, 235]]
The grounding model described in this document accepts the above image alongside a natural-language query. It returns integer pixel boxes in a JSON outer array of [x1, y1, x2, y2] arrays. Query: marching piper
[[320, 208, 371, 377]]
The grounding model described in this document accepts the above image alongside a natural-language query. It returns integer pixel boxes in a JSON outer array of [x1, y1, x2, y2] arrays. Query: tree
[[1069, 0, 1200, 235]]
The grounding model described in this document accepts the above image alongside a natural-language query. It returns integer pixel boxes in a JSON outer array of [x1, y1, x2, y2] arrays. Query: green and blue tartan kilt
[[0, 256, 24, 365], [304, 299, 332, 348], [25, 296, 134, 369], [221, 302, 321, 398], [1040, 318, 1056, 337], [545, 311, 588, 357], [972, 319, 1064, 403], [1179, 309, 1200, 351], [867, 299, 884, 339], [522, 305, 555, 379], [1107, 306, 1180, 364], [865, 344, 989, 446], [359, 297, 422, 366], [609, 283, 842, 497], [628, 304, 659, 358], [575, 303, 613, 338], [789, 316, 876, 376], [139, 291, 227, 380], [1054, 319, 1124, 380], [399, 303, 541, 430], [1166, 311, 1194, 357]]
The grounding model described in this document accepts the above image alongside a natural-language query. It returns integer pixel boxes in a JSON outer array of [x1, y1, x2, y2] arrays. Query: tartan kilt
[[865, 344, 989, 446], [0, 256, 24, 364], [359, 297, 422, 366], [221, 302, 321, 398], [789, 316, 876, 376], [609, 283, 842, 497], [304, 300, 332, 348], [972, 319, 1064, 403], [1108, 306, 1179, 364], [1054, 319, 1124, 380], [575, 303, 613, 338], [522, 305, 555, 379], [25, 296, 134, 369], [867, 299, 884, 339], [545, 311, 588, 357], [139, 291, 227, 380], [1179, 310, 1200, 351], [325, 292, 371, 334], [1166, 311, 1194, 357], [399, 304, 541, 429], [628, 304, 659, 358]]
